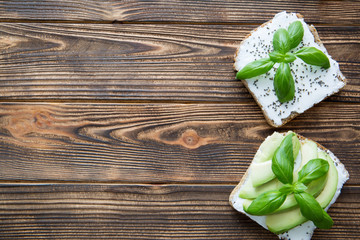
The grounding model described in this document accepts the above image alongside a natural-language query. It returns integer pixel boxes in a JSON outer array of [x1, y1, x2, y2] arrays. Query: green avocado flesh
[[315, 151, 338, 208], [299, 140, 317, 168], [239, 133, 339, 234], [253, 132, 284, 163], [239, 177, 282, 199], [250, 161, 276, 187]]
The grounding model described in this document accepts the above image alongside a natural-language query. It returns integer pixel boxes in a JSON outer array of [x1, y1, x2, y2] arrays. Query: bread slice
[[229, 131, 349, 240], [234, 12, 346, 127]]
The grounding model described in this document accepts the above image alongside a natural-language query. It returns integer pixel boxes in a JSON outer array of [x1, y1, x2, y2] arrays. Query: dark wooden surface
[[0, 24, 359, 102], [0, 0, 359, 25], [0, 1, 359, 239]]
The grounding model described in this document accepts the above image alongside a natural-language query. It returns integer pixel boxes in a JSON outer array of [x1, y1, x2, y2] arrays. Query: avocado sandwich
[[229, 131, 349, 240]]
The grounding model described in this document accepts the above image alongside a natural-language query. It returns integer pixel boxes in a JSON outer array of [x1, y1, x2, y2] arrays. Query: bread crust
[[234, 13, 346, 128]]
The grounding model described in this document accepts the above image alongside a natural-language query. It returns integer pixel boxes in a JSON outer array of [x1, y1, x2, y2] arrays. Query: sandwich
[[234, 11, 346, 127], [229, 131, 349, 239]]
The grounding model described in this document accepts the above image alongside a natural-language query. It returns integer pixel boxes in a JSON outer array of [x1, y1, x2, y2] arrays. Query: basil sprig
[[236, 20, 331, 103], [244, 133, 333, 229]]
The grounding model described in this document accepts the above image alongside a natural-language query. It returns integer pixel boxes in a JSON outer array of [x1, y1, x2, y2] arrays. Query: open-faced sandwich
[[234, 11, 346, 127], [229, 131, 349, 239]]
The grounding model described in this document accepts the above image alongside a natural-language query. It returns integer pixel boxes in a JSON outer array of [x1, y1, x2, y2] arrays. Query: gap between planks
[[0, 19, 359, 27], [0, 181, 358, 189], [0, 99, 253, 104], [0, 99, 358, 105], [0, 181, 237, 186]]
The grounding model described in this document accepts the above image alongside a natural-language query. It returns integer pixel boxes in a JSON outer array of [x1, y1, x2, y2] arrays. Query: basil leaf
[[293, 182, 307, 193], [245, 191, 286, 215], [298, 159, 329, 184], [274, 62, 295, 103], [279, 184, 294, 195], [294, 192, 324, 223], [295, 47, 330, 69], [269, 51, 285, 63], [236, 58, 275, 79], [315, 209, 334, 229], [284, 52, 296, 63], [288, 21, 304, 49], [273, 28, 291, 54], [272, 133, 295, 184]]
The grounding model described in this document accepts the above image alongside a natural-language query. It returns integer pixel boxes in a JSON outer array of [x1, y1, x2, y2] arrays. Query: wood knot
[[34, 111, 52, 129], [137, 123, 218, 150], [181, 129, 200, 147]]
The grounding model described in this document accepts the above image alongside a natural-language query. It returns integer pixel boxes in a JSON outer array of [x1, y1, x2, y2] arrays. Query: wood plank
[[0, 183, 358, 239], [0, 102, 358, 184], [0, 0, 359, 25], [0, 23, 359, 102]]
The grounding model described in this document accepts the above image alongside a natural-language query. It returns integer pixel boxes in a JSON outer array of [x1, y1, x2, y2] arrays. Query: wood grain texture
[[0, 183, 358, 239], [0, 0, 359, 25], [0, 102, 358, 184], [0, 23, 359, 102], [0, 1, 358, 239]]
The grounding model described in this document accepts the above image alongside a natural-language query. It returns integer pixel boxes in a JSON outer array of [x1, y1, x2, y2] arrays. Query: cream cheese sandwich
[[234, 12, 346, 127]]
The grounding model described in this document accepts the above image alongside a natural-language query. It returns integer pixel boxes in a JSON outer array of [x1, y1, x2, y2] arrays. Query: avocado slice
[[292, 135, 301, 161], [253, 132, 284, 163], [300, 140, 318, 167], [250, 160, 276, 187], [239, 177, 282, 199], [267, 207, 306, 234], [316, 151, 338, 208], [265, 150, 338, 234]]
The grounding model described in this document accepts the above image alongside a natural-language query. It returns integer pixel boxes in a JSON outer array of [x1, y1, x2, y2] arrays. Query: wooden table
[[0, 1, 359, 239]]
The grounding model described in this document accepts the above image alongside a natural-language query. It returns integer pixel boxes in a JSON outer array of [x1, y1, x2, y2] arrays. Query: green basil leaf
[[274, 62, 295, 103], [272, 133, 295, 184], [315, 209, 334, 229], [284, 52, 296, 63], [288, 21, 304, 49], [269, 51, 285, 63], [245, 191, 286, 215], [279, 184, 294, 195], [236, 58, 275, 79], [298, 159, 329, 184], [294, 192, 324, 223], [273, 28, 291, 54], [295, 47, 330, 69], [293, 182, 307, 193]]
